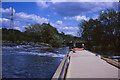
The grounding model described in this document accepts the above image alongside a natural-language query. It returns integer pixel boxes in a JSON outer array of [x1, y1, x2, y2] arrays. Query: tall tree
[[78, 9, 120, 54]]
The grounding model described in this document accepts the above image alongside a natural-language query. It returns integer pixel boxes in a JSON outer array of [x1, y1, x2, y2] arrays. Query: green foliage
[[25, 23, 59, 44], [2, 28, 23, 43], [78, 9, 120, 55], [2, 23, 79, 48], [25, 23, 63, 47], [50, 35, 63, 47]]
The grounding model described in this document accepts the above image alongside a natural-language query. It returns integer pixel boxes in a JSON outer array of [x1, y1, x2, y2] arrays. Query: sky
[[0, 0, 119, 36]]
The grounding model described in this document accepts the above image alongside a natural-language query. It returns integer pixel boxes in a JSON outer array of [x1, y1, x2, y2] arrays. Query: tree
[[24, 23, 63, 47], [78, 9, 120, 54]]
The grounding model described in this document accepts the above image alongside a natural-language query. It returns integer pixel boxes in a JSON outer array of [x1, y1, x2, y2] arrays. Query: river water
[[2, 45, 69, 78]]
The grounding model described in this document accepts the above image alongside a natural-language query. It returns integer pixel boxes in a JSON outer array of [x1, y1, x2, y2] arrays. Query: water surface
[[2, 45, 69, 78]]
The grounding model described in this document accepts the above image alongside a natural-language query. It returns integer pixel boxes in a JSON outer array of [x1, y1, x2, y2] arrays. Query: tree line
[[2, 23, 81, 47], [78, 9, 120, 55]]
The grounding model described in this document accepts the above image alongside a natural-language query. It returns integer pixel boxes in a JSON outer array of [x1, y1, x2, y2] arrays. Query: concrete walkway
[[66, 50, 119, 79]]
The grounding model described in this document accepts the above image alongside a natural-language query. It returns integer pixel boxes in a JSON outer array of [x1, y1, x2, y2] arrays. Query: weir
[[52, 49, 120, 80]]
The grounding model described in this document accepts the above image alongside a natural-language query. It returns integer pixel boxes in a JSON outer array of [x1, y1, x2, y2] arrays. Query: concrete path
[[66, 50, 119, 79]]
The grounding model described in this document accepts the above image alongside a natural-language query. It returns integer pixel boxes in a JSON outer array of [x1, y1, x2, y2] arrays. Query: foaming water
[[2, 45, 68, 58], [18, 51, 65, 58], [2, 45, 69, 78]]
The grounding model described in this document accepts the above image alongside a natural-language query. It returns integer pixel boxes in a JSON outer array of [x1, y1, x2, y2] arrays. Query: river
[[2, 45, 69, 78]]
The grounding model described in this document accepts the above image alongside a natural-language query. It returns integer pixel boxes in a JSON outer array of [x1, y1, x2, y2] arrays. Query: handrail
[[58, 51, 70, 79], [52, 51, 71, 80], [101, 57, 120, 69]]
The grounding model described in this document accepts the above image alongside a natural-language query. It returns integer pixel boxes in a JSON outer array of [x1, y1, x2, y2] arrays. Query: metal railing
[[52, 51, 71, 80]]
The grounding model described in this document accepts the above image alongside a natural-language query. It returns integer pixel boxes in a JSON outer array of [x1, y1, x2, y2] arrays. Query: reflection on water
[[2, 45, 69, 78]]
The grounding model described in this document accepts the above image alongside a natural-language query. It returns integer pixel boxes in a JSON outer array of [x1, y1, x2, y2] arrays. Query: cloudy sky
[[0, 1, 119, 36]]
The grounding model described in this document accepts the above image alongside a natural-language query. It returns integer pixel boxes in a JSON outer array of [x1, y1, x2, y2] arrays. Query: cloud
[[0, 7, 15, 14], [50, 20, 79, 36], [51, 20, 64, 28], [0, 18, 10, 28], [0, 18, 20, 28], [56, 20, 63, 24], [0, 7, 15, 18], [50, 21, 64, 33], [50, 21, 79, 36], [59, 26, 79, 36], [14, 12, 49, 24], [1, 8, 50, 31], [1, 7, 49, 24], [64, 14, 99, 22], [64, 15, 89, 22], [36, 2, 49, 8], [1, 7, 50, 32], [51, 2, 118, 17]]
